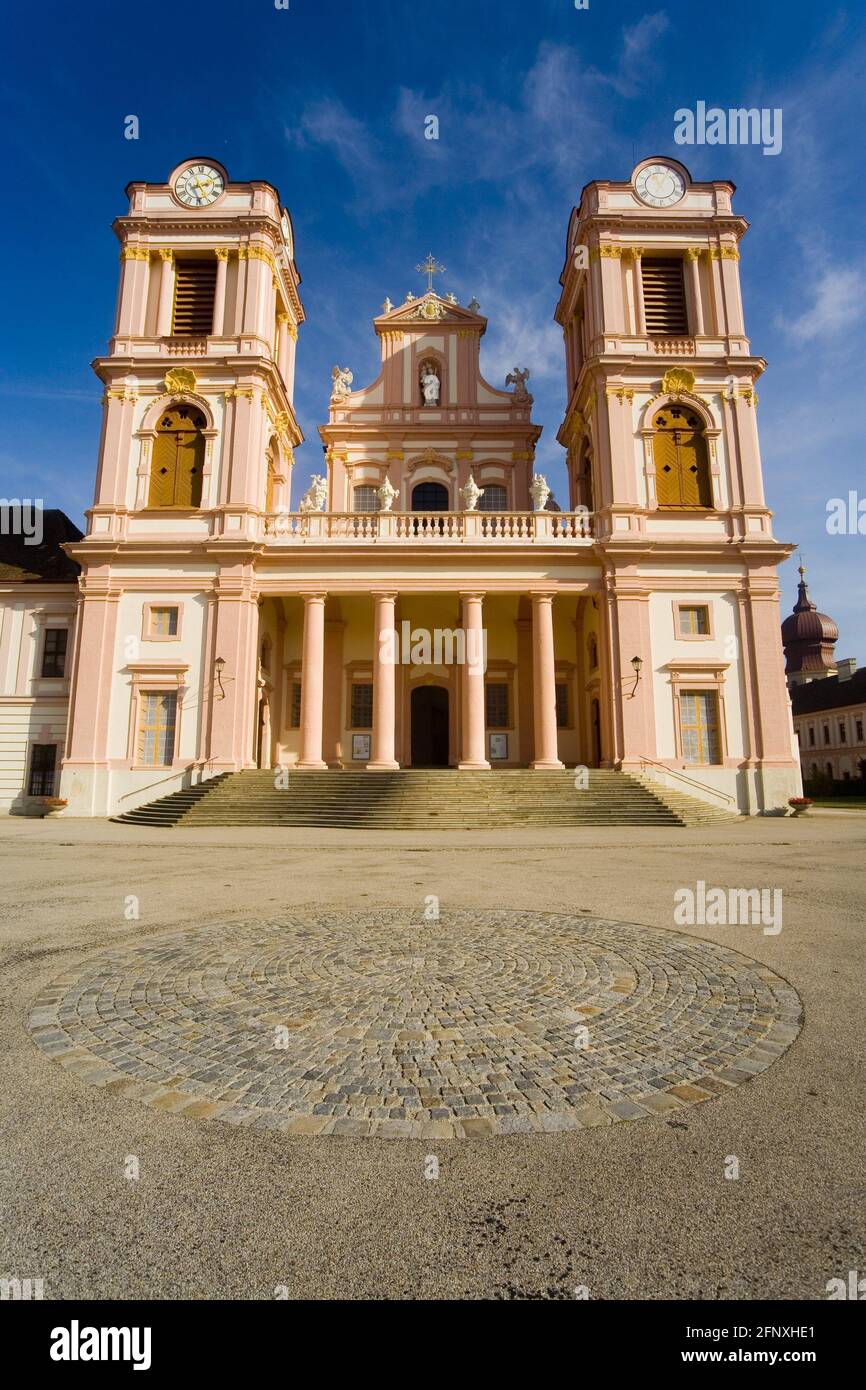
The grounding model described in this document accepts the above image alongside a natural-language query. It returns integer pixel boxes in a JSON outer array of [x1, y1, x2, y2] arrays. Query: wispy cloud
[[776, 266, 866, 344]]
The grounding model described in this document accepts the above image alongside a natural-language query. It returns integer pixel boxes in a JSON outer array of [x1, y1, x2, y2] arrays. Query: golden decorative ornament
[[661, 367, 697, 396], [164, 367, 198, 393]]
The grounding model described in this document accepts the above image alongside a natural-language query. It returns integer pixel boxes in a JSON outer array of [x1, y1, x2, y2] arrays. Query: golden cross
[[415, 252, 445, 293]]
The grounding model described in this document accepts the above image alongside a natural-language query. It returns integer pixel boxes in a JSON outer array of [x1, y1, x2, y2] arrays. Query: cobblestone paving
[[26, 910, 802, 1138]]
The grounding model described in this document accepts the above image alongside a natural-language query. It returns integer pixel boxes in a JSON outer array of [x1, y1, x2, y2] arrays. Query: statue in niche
[[420, 362, 441, 406]]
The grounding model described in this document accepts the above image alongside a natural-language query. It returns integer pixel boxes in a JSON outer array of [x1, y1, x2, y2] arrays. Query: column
[[115, 248, 150, 336], [531, 593, 564, 769], [277, 313, 290, 379], [367, 592, 399, 770], [156, 249, 174, 336], [632, 251, 647, 336], [685, 248, 705, 336], [298, 593, 328, 769], [323, 614, 345, 767], [459, 592, 490, 769], [213, 249, 229, 335]]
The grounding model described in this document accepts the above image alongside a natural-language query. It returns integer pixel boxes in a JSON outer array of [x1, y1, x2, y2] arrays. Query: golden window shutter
[[148, 409, 204, 508], [652, 409, 712, 508]]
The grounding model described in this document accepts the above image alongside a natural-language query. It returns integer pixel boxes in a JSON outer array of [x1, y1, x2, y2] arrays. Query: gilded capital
[[214, 247, 230, 262], [157, 248, 174, 263]]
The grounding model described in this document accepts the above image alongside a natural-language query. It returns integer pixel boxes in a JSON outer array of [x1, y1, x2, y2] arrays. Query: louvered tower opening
[[642, 257, 688, 336], [171, 259, 217, 336]]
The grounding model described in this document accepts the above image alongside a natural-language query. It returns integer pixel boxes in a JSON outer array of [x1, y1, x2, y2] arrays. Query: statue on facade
[[382, 297, 393, 314], [377, 477, 397, 513], [460, 474, 481, 512], [330, 365, 354, 402], [530, 473, 551, 512], [298, 474, 328, 513], [506, 367, 531, 401], [420, 363, 441, 406], [468, 297, 480, 313]]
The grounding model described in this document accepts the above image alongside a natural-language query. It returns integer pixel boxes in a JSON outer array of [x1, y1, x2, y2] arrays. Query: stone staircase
[[113, 768, 739, 829]]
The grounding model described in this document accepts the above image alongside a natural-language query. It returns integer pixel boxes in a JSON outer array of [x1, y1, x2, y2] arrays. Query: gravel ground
[[0, 812, 863, 1301]]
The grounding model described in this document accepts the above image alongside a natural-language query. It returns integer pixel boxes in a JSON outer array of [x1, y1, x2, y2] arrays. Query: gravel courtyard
[[1, 812, 863, 1301]]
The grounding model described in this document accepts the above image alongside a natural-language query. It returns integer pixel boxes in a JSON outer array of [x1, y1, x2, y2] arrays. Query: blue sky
[[1, 0, 864, 657]]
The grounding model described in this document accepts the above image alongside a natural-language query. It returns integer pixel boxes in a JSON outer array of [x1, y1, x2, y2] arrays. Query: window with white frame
[[137, 691, 178, 766]]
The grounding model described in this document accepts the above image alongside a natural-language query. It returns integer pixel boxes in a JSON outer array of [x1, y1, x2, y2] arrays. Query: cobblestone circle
[[27, 910, 802, 1138]]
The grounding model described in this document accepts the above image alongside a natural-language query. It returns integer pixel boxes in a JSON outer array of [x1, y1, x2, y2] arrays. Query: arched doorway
[[411, 685, 449, 766]]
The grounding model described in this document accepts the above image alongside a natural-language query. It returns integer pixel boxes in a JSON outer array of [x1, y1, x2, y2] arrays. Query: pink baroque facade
[[0, 157, 802, 816]]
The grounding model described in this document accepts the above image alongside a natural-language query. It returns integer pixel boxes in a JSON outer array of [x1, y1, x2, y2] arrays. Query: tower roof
[[781, 566, 839, 675]]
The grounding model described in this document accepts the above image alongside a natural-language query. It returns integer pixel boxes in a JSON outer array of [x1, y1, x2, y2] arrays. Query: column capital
[[459, 590, 486, 603], [302, 591, 328, 604], [372, 590, 398, 601], [215, 247, 230, 262], [530, 591, 556, 604], [157, 247, 174, 262]]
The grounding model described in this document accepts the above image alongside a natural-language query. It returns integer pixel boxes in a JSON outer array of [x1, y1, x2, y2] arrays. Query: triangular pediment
[[375, 292, 486, 329]]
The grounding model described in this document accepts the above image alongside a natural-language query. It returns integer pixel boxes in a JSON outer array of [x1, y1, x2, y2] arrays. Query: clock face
[[635, 163, 685, 207], [174, 164, 225, 208]]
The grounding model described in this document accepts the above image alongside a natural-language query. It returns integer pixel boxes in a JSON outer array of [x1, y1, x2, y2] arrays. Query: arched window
[[353, 486, 380, 513], [652, 405, 712, 509], [149, 406, 205, 508], [576, 443, 594, 512], [587, 634, 598, 671], [411, 481, 449, 511], [478, 484, 507, 512]]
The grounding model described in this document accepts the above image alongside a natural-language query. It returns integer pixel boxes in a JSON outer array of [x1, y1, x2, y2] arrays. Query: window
[[350, 682, 373, 729], [653, 406, 712, 509], [148, 607, 179, 638], [856, 719, 864, 743], [265, 446, 277, 514], [353, 486, 380, 513], [823, 724, 831, 746], [825, 762, 833, 779], [478, 485, 507, 512], [678, 605, 710, 637], [485, 683, 509, 729], [808, 726, 816, 747], [679, 691, 721, 765], [587, 634, 598, 671], [555, 683, 570, 728], [290, 680, 302, 729], [839, 721, 847, 744], [411, 481, 449, 511], [148, 406, 205, 508], [171, 258, 217, 336], [137, 691, 178, 767], [28, 744, 57, 796], [642, 257, 688, 336], [41, 628, 68, 677]]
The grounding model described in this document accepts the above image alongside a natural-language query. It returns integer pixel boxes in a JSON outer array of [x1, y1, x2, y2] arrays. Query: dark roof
[[0, 510, 82, 583], [791, 668, 866, 716]]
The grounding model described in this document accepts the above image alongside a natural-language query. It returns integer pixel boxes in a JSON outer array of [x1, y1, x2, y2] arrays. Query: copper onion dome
[[781, 566, 839, 676]]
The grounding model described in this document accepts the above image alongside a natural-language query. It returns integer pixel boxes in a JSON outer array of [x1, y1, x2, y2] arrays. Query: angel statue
[[420, 363, 441, 406], [506, 367, 531, 401], [298, 474, 328, 513], [330, 365, 354, 402]]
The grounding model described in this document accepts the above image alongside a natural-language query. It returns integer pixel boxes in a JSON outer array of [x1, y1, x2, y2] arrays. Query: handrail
[[116, 759, 216, 804], [636, 755, 737, 807]]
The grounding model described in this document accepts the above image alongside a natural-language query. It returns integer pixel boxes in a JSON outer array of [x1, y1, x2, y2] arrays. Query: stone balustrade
[[261, 509, 593, 543]]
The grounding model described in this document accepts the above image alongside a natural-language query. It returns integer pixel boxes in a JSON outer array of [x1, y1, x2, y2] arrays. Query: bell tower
[[88, 157, 304, 541], [554, 158, 799, 811]]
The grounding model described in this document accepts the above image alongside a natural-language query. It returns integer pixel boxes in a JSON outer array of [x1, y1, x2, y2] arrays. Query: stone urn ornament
[[377, 477, 397, 513], [460, 474, 481, 512], [530, 473, 551, 512]]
